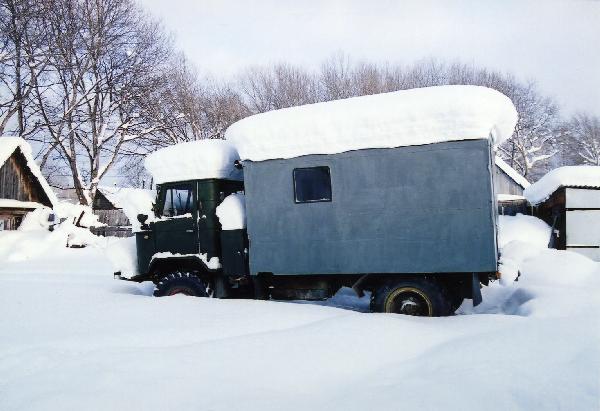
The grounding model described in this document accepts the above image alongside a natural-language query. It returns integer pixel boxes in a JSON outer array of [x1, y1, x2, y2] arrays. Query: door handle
[[185, 229, 194, 233]]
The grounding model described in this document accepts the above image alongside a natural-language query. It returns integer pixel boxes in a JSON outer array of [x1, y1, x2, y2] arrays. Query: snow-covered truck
[[127, 85, 518, 316]]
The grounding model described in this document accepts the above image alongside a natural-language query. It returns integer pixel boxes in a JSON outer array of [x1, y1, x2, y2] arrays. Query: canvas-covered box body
[[243, 139, 498, 276]]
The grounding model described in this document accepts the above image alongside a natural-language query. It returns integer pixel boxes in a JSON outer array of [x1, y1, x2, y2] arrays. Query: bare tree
[[562, 113, 600, 166], [319, 52, 355, 100], [497, 81, 560, 179], [0, 0, 49, 135], [239, 63, 319, 113], [31, 0, 170, 204]]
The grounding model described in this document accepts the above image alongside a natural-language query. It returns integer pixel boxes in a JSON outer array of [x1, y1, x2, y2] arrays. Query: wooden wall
[[94, 209, 131, 227], [0, 148, 52, 206], [0, 148, 53, 230], [494, 165, 525, 196]]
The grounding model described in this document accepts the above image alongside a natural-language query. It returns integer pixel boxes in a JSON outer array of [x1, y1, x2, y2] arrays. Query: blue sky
[[137, 0, 600, 115]]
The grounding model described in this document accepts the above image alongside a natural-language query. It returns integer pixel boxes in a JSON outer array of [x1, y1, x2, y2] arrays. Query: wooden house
[[0, 137, 57, 230], [525, 166, 600, 261]]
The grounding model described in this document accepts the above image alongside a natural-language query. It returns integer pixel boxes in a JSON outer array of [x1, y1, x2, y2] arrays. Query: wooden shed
[[525, 166, 600, 261], [494, 157, 530, 215], [92, 186, 154, 237], [0, 137, 57, 230]]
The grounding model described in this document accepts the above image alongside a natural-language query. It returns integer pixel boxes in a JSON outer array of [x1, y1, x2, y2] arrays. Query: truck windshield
[[162, 185, 193, 217]]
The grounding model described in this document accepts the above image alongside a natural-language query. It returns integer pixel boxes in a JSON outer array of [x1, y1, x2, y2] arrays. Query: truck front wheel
[[154, 272, 210, 297], [371, 279, 451, 316]]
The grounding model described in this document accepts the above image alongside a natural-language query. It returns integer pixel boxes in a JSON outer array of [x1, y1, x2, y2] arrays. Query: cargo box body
[[243, 139, 498, 276]]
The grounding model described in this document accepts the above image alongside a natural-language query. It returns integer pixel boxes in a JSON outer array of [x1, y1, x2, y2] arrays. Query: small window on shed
[[293, 166, 332, 203]]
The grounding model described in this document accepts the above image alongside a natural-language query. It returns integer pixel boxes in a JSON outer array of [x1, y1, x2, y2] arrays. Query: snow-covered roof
[[97, 186, 155, 229], [495, 157, 530, 188], [524, 166, 600, 205], [0, 137, 58, 207], [225, 85, 518, 162], [145, 139, 242, 184], [0, 199, 46, 209]]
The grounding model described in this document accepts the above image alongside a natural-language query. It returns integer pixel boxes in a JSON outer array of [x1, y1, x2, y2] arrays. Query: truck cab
[[130, 140, 250, 298]]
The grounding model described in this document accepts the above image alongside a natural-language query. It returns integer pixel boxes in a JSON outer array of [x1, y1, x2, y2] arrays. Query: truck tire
[[371, 279, 451, 316], [154, 272, 210, 297]]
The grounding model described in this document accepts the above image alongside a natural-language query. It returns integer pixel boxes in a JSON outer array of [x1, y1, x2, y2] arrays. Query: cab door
[[154, 182, 198, 255]]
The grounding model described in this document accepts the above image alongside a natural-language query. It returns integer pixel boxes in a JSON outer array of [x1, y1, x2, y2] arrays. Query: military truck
[[125, 85, 518, 316]]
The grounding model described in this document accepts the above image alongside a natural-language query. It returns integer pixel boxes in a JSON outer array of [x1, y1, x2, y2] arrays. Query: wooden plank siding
[[0, 148, 53, 230], [0, 148, 52, 206], [494, 164, 525, 196]]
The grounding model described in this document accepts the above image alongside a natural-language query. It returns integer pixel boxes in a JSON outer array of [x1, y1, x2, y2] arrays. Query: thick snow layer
[[97, 186, 155, 230], [0, 198, 44, 209], [226, 86, 518, 161], [1, 213, 599, 410], [497, 214, 551, 284], [495, 157, 530, 188], [497, 194, 525, 202], [145, 139, 242, 184], [215, 192, 246, 230], [0, 137, 58, 206], [524, 165, 600, 205], [497, 214, 551, 249]]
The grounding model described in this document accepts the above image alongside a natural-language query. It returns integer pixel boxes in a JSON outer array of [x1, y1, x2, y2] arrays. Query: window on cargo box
[[293, 166, 332, 203]]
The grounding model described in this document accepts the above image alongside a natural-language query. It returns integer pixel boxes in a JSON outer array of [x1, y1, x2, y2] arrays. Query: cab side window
[[293, 166, 332, 203], [162, 184, 194, 217]]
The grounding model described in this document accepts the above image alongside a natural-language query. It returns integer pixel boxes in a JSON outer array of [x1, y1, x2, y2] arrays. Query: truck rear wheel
[[154, 272, 210, 297], [371, 279, 451, 316]]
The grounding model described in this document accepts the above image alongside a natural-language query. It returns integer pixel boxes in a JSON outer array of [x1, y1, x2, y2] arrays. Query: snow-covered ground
[[1, 215, 599, 410]]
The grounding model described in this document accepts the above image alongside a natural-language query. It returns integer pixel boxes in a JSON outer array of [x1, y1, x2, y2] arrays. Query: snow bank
[[495, 157, 530, 188], [0, 221, 100, 263], [226, 85, 518, 161], [497, 214, 551, 249], [98, 186, 154, 230], [497, 214, 551, 283], [524, 165, 600, 205], [0, 137, 58, 206], [215, 193, 246, 230], [145, 139, 242, 184], [1, 245, 599, 410], [54, 201, 103, 228]]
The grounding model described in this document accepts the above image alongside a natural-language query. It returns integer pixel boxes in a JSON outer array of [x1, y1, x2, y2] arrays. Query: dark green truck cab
[[132, 178, 249, 298]]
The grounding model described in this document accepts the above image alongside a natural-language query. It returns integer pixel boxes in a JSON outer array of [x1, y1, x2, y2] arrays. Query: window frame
[[158, 182, 195, 217], [293, 166, 333, 204]]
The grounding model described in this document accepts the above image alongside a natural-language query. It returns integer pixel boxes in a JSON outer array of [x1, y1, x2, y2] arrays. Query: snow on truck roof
[[524, 166, 600, 205], [144, 139, 242, 184], [0, 137, 58, 207], [225, 85, 518, 162]]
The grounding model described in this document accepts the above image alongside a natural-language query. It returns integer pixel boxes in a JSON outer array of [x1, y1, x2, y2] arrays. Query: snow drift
[[226, 85, 518, 162], [1, 213, 599, 410], [145, 139, 242, 184]]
